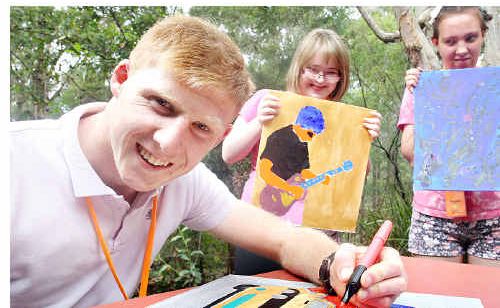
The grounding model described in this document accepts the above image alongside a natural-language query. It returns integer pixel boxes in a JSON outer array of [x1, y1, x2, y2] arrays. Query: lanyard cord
[[85, 195, 158, 300]]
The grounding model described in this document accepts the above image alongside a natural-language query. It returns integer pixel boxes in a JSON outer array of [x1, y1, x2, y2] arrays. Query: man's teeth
[[139, 146, 169, 167]]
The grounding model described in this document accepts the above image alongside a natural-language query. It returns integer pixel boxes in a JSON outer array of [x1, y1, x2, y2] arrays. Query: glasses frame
[[303, 66, 341, 83]]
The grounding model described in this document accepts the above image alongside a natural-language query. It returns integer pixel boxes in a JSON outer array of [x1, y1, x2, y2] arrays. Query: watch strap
[[318, 251, 337, 295]]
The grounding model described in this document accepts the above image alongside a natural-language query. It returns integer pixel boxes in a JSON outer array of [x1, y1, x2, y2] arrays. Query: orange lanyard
[[85, 195, 158, 300]]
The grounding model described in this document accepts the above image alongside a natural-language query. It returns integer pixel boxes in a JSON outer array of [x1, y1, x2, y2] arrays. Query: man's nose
[[153, 117, 189, 152]]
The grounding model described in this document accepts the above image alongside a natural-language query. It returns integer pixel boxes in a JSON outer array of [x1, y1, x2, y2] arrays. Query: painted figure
[[259, 106, 326, 215]]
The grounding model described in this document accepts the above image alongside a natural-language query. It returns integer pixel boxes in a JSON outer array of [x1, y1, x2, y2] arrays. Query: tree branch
[[357, 7, 401, 43], [108, 8, 129, 48]]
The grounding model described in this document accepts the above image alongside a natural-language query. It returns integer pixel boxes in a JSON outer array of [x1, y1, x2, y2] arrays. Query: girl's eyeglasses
[[303, 67, 341, 82]]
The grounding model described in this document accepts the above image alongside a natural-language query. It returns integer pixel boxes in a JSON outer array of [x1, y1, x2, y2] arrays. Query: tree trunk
[[394, 7, 440, 69], [483, 6, 500, 66]]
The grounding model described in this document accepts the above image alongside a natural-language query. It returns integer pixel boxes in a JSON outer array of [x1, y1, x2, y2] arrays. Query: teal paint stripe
[[222, 293, 257, 308]]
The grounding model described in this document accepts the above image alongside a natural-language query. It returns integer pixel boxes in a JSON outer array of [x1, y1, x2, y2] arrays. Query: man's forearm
[[278, 226, 339, 284], [210, 201, 338, 285]]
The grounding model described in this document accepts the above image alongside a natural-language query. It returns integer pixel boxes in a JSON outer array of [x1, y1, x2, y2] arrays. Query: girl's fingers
[[364, 112, 381, 139], [261, 95, 281, 107], [257, 95, 281, 124], [405, 67, 422, 92], [260, 107, 278, 115], [364, 128, 380, 139], [257, 96, 281, 123], [259, 115, 276, 123]]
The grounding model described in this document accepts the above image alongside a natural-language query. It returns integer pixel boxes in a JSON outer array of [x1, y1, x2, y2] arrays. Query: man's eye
[[155, 97, 170, 107], [193, 121, 209, 132], [150, 96, 175, 114]]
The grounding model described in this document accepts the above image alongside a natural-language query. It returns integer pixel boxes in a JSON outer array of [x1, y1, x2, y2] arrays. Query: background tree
[[358, 6, 500, 68], [483, 7, 500, 66], [10, 6, 175, 120]]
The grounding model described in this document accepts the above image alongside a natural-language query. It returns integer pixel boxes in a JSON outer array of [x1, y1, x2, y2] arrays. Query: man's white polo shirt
[[10, 103, 236, 307]]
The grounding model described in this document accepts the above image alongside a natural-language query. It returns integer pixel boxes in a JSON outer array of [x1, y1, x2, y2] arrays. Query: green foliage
[[10, 7, 65, 120], [341, 192, 413, 255], [150, 226, 204, 291], [148, 226, 230, 294], [10, 6, 178, 120]]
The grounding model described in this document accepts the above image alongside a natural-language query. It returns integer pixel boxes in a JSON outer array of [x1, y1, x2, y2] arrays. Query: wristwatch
[[318, 251, 337, 295]]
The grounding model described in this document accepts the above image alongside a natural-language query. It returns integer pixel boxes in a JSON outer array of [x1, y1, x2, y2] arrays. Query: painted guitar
[[259, 160, 353, 216]]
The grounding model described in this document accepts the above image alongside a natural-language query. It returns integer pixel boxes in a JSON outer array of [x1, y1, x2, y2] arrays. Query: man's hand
[[330, 243, 407, 307]]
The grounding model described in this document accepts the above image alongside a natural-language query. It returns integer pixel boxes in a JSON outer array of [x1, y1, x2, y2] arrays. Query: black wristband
[[318, 251, 337, 295]]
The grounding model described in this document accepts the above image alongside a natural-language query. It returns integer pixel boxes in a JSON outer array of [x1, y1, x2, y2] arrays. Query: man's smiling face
[[107, 67, 235, 192]]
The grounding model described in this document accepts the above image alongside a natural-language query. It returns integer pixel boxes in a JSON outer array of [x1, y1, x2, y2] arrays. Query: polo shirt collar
[[62, 103, 118, 198]]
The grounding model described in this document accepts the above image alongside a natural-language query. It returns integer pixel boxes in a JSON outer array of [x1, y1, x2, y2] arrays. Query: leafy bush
[[148, 226, 231, 295]]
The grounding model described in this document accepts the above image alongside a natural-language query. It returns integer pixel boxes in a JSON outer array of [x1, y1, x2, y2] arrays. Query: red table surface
[[96, 256, 500, 308]]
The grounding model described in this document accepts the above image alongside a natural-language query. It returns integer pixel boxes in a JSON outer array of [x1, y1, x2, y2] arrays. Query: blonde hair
[[286, 28, 350, 101], [129, 15, 254, 108]]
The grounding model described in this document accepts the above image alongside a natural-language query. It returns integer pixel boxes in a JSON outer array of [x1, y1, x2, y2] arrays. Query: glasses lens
[[326, 74, 340, 82], [305, 67, 339, 82]]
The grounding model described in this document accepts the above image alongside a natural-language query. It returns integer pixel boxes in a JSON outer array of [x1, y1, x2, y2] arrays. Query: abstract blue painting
[[413, 66, 500, 191]]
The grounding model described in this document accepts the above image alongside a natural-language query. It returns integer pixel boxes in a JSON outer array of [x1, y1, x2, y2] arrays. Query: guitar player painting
[[251, 91, 374, 232]]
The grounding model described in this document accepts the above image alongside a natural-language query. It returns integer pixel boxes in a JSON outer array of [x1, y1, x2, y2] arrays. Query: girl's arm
[[222, 116, 264, 165], [222, 94, 281, 165], [400, 68, 420, 165], [401, 124, 415, 166]]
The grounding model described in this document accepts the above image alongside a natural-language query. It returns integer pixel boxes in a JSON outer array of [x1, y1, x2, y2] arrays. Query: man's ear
[[110, 59, 130, 97], [431, 37, 438, 47]]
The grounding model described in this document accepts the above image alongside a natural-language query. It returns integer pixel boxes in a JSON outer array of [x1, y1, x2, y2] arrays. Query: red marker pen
[[341, 220, 393, 304]]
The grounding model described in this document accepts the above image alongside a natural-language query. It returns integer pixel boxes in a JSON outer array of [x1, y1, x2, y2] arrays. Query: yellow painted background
[[251, 91, 373, 232]]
